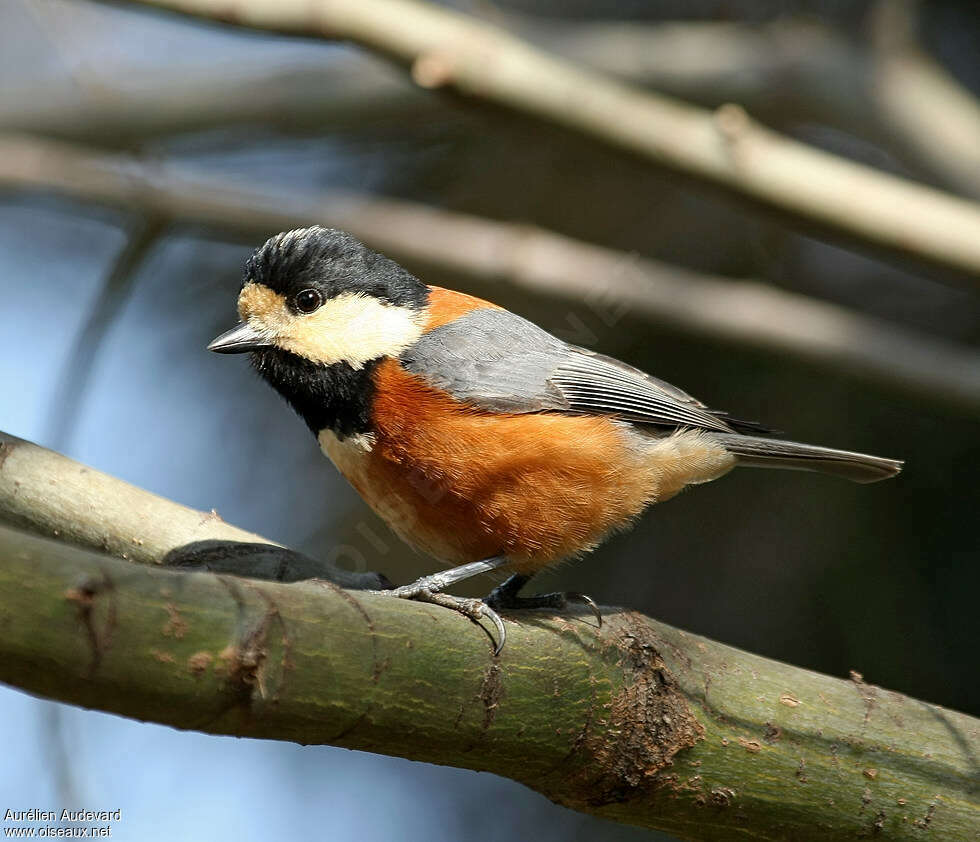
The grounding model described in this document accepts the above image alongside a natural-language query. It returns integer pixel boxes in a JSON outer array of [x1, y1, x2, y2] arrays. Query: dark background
[[1, 1, 977, 840]]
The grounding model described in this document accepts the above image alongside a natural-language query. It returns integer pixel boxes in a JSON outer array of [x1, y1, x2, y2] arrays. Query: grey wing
[[550, 348, 736, 432], [400, 308, 759, 434]]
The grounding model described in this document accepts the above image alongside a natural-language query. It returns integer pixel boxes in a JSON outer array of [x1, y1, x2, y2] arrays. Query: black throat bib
[[251, 349, 379, 440]]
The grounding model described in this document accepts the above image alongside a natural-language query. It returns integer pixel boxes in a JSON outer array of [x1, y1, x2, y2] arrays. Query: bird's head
[[208, 226, 428, 367], [208, 227, 429, 437]]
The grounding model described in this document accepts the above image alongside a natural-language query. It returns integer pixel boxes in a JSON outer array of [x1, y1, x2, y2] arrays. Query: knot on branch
[[64, 571, 116, 675], [559, 613, 704, 809]]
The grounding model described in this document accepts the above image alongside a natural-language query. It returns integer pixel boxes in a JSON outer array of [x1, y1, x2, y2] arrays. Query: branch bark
[[3, 132, 979, 412], [0, 432, 977, 840], [117, 0, 980, 283], [0, 431, 383, 588]]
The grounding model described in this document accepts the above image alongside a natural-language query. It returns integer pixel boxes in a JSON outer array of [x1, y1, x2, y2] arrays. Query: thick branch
[[0, 435, 977, 839], [2, 133, 978, 412], [0, 431, 383, 588], [119, 0, 980, 282]]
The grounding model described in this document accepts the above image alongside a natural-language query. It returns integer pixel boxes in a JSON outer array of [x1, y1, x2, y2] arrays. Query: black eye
[[294, 289, 323, 313]]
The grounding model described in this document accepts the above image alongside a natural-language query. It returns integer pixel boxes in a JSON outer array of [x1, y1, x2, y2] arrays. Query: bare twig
[[1, 132, 978, 411], [11, 1, 979, 201], [0, 13, 862, 144], [11, 3, 979, 203], [500, 7, 980, 201], [870, 0, 980, 199], [0, 50, 431, 145], [115, 0, 980, 282]]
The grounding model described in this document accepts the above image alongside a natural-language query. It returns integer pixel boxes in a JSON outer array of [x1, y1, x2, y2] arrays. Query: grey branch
[[11, 4, 979, 202], [115, 0, 980, 282], [868, 0, 980, 200], [2, 131, 978, 412], [506, 4, 980, 200], [1, 432, 978, 839], [0, 431, 382, 588], [0, 46, 432, 146]]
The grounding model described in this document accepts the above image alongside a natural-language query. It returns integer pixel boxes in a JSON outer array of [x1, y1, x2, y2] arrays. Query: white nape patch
[[277, 227, 319, 248], [239, 284, 425, 369]]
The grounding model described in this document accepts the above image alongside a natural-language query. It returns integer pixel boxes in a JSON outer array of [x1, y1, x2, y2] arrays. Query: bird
[[209, 226, 902, 652]]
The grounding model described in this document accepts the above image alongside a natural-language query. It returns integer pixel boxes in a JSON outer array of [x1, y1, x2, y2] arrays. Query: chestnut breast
[[319, 359, 691, 573]]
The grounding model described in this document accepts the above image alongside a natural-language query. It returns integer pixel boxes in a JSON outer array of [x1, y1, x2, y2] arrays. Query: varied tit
[[209, 226, 902, 651]]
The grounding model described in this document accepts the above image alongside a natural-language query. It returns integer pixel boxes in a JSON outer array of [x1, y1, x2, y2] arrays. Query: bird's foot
[[371, 559, 510, 654], [484, 575, 602, 627]]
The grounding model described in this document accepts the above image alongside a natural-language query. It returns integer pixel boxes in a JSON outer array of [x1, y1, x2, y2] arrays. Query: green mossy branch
[[0, 433, 977, 839]]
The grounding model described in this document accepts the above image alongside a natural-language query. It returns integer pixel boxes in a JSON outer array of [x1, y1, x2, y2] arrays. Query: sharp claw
[[566, 592, 603, 627], [378, 588, 507, 655], [486, 606, 507, 656], [463, 597, 506, 655]]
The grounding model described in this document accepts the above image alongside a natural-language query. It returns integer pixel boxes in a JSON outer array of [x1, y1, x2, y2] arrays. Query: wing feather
[[551, 351, 734, 431], [400, 307, 766, 434]]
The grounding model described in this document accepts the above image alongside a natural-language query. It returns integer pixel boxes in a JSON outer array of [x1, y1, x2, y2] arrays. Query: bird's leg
[[383, 557, 511, 597], [372, 556, 511, 654], [484, 573, 602, 627]]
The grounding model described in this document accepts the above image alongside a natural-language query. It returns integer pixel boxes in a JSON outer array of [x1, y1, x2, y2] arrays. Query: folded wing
[[400, 307, 766, 433]]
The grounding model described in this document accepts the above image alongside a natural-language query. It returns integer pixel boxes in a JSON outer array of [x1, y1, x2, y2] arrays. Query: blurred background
[[1, 0, 978, 840]]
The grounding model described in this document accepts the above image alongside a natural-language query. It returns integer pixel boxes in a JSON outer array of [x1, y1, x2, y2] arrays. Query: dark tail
[[714, 434, 902, 484]]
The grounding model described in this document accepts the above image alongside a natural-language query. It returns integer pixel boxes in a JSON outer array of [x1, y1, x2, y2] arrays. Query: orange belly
[[320, 359, 734, 574]]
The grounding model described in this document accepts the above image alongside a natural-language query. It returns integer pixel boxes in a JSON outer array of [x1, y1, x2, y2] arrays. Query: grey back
[[400, 308, 738, 432]]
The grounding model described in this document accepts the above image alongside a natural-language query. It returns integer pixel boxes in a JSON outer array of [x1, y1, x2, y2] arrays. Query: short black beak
[[207, 322, 270, 354]]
